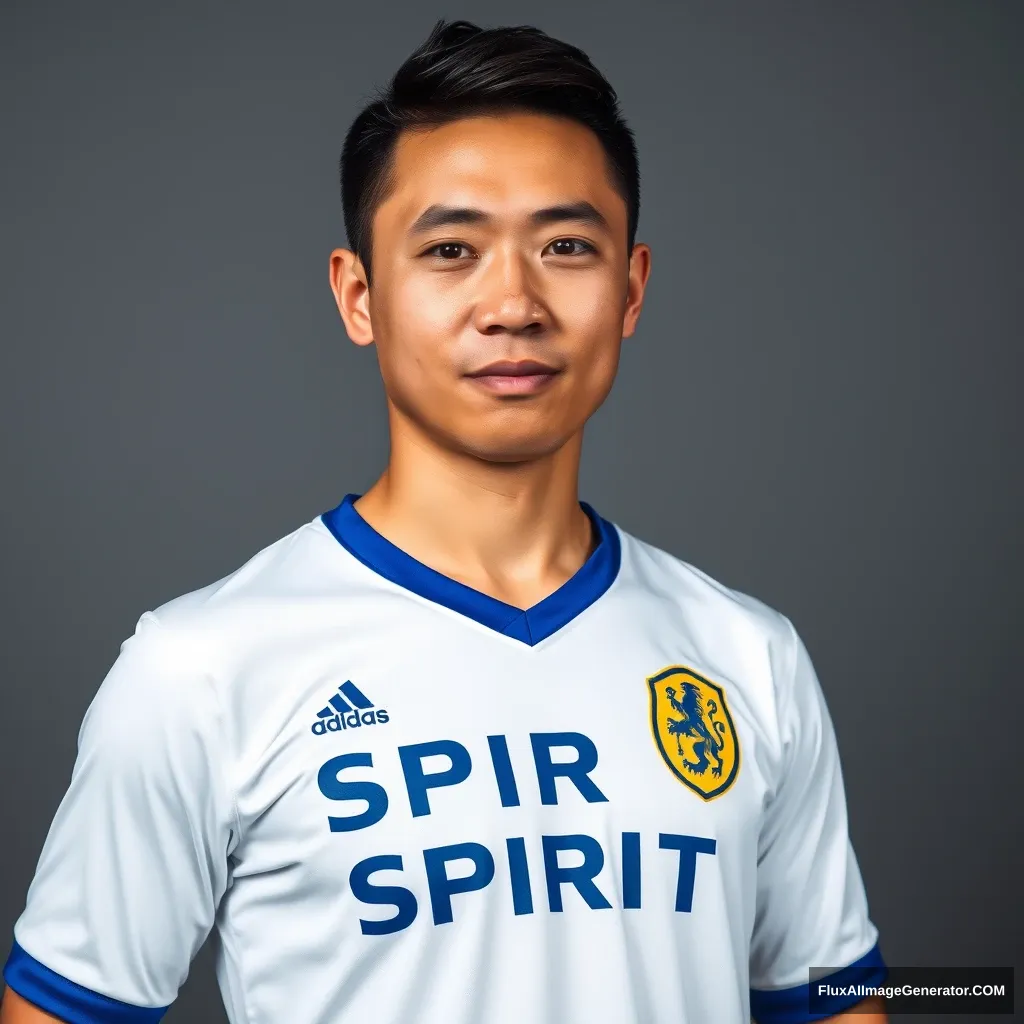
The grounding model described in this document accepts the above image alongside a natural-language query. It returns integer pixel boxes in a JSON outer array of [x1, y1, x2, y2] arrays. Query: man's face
[[335, 112, 650, 463]]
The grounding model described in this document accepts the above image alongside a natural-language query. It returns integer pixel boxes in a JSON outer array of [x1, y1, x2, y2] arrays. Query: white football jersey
[[4, 495, 886, 1023]]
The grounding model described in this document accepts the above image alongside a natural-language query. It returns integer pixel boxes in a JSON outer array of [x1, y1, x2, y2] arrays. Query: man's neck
[[353, 422, 595, 611]]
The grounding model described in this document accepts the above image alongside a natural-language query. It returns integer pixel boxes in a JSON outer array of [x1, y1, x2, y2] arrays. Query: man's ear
[[329, 248, 374, 347], [622, 242, 652, 340]]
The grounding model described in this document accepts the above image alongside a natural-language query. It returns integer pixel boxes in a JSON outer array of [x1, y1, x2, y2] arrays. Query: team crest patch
[[647, 666, 740, 800]]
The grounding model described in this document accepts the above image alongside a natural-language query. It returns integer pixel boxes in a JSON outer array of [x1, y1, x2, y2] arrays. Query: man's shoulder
[[151, 515, 325, 616], [613, 523, 803, 749], [119, 511, 356, 676], [614, 522, 794, 648]]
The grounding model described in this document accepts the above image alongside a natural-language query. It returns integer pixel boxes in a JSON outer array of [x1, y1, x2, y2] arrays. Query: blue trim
[[320, 494, 621, 646], [750, 941, 888, 1023], [3, 940, 168, 1023]]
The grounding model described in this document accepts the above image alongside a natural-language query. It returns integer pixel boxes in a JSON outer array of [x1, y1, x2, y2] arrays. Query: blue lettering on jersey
[[348, 831, 716, 934], [423, 842, 496, 925], [317, 752, 389, 832], [317, 732, 718, 933], [542, 834, 612, 911], [486, 734, 521, 807], [398, 739, 473, 817], [505, 837, 534, 915], [530, 732, 609, 805], [621, 831, 642, 910], [349, 854, 418, 935], [658, 833, 718, 912]]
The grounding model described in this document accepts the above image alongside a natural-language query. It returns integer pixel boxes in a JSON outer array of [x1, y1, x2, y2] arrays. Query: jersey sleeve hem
[[749, 941, 888, 1023], [3, 940, 170, 1024]]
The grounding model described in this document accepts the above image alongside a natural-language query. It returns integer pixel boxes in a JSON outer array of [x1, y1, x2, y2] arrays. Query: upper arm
[[0, 987, 64, 1024], [2, 618, 237, 1022], [749, 618, 888, 1023], [823, 995, 888, 1021]]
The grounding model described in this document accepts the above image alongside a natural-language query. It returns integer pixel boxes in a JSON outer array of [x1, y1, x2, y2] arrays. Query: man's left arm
[[748, 616, 889, 1024], [824, 995, 888, 1021]]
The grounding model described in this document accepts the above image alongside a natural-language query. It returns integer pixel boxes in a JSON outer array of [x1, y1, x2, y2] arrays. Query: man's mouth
[[464, 359, 562, 395]]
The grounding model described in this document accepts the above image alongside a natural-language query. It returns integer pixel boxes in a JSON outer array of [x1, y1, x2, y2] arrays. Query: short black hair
[[340, 19, 640, 285]]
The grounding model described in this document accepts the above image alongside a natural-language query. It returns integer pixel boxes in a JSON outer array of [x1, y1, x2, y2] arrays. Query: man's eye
[[427, 243, 472, 260], [546, 238, 595, 256]]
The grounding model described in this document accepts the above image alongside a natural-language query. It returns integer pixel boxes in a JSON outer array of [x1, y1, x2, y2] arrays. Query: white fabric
[[12, 512, 879, 1023]]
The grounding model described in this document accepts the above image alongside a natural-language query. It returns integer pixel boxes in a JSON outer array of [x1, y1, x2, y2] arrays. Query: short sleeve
[[3, 615, 238, 1022], [748, 618, 887, 1024]]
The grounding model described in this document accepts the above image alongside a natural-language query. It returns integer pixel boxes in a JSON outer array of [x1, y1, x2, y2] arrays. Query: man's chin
[[451, 430, 575, 465], [392, 399, 582, 465]]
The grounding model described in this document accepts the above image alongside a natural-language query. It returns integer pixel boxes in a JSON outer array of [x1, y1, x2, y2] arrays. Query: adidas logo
[[311, 680, 389, 735]]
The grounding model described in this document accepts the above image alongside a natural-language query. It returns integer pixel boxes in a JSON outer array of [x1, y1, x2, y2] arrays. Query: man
[[2, 18, 888, 1024]]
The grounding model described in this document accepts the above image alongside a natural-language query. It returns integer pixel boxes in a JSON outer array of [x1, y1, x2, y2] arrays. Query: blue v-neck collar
[[320, 494, 621, 647]]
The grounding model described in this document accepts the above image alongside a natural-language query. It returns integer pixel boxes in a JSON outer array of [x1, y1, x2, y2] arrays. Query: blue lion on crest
[[664, 682, 728, 777]]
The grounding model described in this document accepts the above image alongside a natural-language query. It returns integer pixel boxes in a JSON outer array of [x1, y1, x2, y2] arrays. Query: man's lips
[[466, 359, 561, 377], [464, 360, 562, 395]]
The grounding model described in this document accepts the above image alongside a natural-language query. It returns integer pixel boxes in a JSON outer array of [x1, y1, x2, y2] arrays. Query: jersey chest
[[224, 612, 772, 938]]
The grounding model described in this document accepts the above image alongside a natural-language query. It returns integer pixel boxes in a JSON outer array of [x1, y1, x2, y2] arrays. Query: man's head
[[330, 19, 651, 465]]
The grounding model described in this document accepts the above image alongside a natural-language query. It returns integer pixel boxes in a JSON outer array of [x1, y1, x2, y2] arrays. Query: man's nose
[[473, 248, 548, 335]]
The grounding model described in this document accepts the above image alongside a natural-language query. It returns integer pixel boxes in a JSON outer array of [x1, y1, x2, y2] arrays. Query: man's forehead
[[382, 114, 621, 225]]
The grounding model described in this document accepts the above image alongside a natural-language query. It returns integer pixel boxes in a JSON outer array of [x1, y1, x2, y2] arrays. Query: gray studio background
[[1, 2, 1020, 1022]]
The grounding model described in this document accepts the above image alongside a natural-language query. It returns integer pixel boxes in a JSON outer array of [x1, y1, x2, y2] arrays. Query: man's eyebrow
[[407, 200, 609, 236], [529, 201, 609, 231], [408, 205, 489, 235]]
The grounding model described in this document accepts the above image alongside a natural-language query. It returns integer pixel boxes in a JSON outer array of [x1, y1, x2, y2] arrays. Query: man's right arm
[[0, 987, 64, 1023], [2, 618, 234, 1022]]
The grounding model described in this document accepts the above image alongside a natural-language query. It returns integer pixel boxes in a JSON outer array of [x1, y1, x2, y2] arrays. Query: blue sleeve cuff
[[3, 940, 169, 1024], [750, 940, 888, 1023]]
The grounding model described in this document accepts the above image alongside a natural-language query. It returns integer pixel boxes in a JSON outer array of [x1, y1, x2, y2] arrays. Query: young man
[[2, 19, 888, 1024]]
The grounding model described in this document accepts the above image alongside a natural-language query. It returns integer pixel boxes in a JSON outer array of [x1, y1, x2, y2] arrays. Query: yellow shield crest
[[648, 666, 740, 800]]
